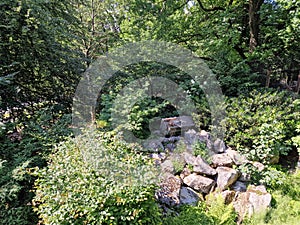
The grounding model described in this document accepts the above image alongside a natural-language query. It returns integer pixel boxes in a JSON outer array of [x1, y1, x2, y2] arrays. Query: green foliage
[[292, 122, 300, 154], [163, 203, 213, 225], [0, 108, 72, 225], [0, 0, 83, 115], [33, 130, 162, 225], [163, 194, 237, 225], [192, 141, 212, 163], [223, 89, 300, 164]]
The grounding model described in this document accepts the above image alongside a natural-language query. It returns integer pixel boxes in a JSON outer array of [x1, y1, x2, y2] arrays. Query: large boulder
[[183, 173, 215, 194], [216, 167, 240, 191], [213, 138, 226, 153], [155, 174, 182, 206], [184, 129, 199, 146], [193, 156, 217, 176], [183, 152, 197, 165], [161, 159, 175, 174], [233, 185, 272, 223], [212, 153, 234, 167], [179, 186, 203, 205], [143, 139, 164, 152], [160, 116, 195, 136], [226, 148, 248, 165]]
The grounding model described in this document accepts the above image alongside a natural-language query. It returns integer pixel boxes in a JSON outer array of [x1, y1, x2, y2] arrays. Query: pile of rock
[[152, 128, 272, 223]]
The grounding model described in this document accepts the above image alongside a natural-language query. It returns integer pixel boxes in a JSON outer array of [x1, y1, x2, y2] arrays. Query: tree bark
[[296, 73, 300, 94], [265, 69, 271, 88], [249, 0, 264, 53]]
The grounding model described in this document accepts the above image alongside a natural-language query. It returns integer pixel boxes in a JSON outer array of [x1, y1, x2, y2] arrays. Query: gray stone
[[183, 173, 215, 194], [184, 129, 199, 145], [155, 174, 182, 206], [166, 143, 177, 151], [233, 185, 271, 223], [213, 138, 226, 153], [226, 148, 248, 165], [143, 139, 164, 152], [193, 156, 217, 176], [179, 186, 202, 205], [212, 153, 234, 167], [160, 116, 195, 136], [216, 167, 240, 191], [231, 181, 247, 192], [199, 130, 212, 149], [161, 160, 174, 174], [251, 161, 265, 171], [183, 152, 197, 165]]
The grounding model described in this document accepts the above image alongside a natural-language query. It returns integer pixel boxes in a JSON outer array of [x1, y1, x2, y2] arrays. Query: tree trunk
[[249, 0, 264, 53], [296, 73, 300, 94], [265, 69, 271, 88]]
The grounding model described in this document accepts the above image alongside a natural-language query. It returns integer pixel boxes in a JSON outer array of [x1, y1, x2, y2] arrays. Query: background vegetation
[[1, 0, 299, 224]]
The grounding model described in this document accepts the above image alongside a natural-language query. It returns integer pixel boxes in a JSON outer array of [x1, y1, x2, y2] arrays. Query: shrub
[[0, 108, 72, 225], [223, 89, 300, 164], [33, 130, 162, 225]]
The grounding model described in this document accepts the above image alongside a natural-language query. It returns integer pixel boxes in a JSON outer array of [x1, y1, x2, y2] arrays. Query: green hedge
[[33, 130, 162, 225]]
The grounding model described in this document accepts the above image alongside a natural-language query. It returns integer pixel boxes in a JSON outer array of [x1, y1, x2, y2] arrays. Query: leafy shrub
[[192, 141, 212, 164], [292, 122, 300, 154], [33, 130, 162, 225], [0, 108, 72, 225], [223, 89, 300, 164], [237, 163, 287, 189]]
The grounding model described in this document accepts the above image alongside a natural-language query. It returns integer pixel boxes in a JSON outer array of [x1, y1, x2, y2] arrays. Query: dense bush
[[223, 89, 300, 164], [0, 108, 72, 225], [33, 130, 162, 225]]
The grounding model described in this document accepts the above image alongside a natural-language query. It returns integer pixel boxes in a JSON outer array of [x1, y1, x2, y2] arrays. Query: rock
[[193, 156, 217, 176], [180, 167, 192, 179], [226, 148, 248, 165], [231, 181, 247, 192], [184, 129, 199, 145], [143, 139, 164, 152], [183, 152, 197, 165], [183, 173, 215, 194], [221, 190, 236, 204], [216, 167, 240, 191], [161, 160, 174, 174], [155, 174, 182, 206], [252, 161, 265, 171], [213, 138, 226, 153], [233, 185, 271, 223], [150, 152, 166, 161], [160, 116, 195, 137], [199, 130, 212, 149], [179, 186, 202, 205], [161, 136, 181, 144], [166, 143, 177, 151], [248, 185, 272, 213], [212, 153, 234, 167]]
